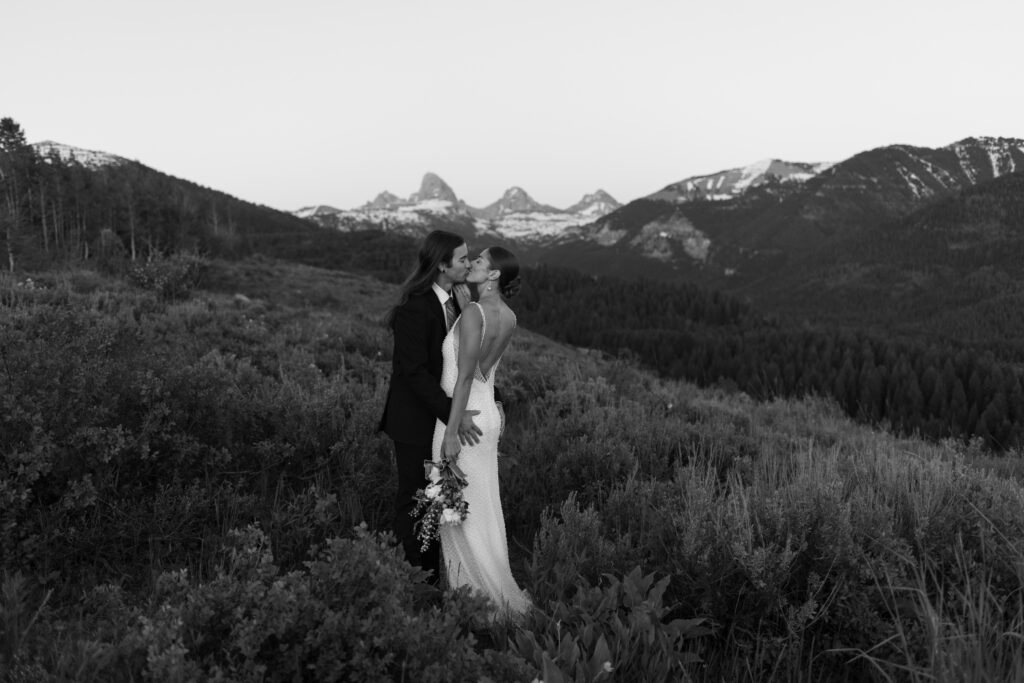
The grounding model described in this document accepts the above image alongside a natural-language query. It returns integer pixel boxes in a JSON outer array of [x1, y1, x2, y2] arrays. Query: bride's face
[[467, 250, 497, 285]]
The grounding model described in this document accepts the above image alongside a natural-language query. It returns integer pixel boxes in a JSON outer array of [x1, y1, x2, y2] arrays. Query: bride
[[432, 246, 530, 616]]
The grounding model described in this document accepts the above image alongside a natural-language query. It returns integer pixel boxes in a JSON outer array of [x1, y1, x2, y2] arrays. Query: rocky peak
[[409, 172, 459, 204], [478, 186, 561, 219], [500, 186, 531, 207], [566, 189, 621, 215], [361, 190, 407, 211]]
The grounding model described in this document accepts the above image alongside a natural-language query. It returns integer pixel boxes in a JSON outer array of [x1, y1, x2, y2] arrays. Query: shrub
[[142, 525, 534, 681], [127, 253, 207, 301], [527, 494, 634, 605], [513, 567, 709, 683], [2, 527, 537, 681]]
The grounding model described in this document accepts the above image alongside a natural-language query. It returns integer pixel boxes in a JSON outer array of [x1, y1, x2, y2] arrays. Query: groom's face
[[445, 243, 471, 283]]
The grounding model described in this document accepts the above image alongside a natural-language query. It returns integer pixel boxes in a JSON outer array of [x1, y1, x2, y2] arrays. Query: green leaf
[[586, 634, 612, 681], [666, 617, 712, 638], [542, 653, 567, 683]]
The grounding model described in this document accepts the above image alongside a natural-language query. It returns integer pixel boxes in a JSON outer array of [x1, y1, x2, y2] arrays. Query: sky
[[5, 0, 1023, 212]]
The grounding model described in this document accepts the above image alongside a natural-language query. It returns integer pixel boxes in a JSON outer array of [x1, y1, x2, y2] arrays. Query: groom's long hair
[[385, 230, 465, 330]]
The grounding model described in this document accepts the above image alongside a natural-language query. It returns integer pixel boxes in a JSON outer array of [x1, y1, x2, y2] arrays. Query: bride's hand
[[442, 432, 462, 460], [452, 283, 472, 309]]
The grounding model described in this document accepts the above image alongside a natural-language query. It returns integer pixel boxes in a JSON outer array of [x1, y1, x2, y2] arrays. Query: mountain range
[[24, 133, 1024, 338], [568, 137, 1021, 270], [295, 173, 622, 244], [293, 135, 1024, 335]]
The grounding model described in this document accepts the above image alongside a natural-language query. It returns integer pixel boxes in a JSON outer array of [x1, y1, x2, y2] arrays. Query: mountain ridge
[[648, 158, 835, 203], [297, 172, 623, 244], [562, 137, 1024, 276]]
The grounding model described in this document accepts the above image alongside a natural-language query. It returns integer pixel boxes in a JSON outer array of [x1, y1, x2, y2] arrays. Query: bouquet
[[411, 454, 470, 552]]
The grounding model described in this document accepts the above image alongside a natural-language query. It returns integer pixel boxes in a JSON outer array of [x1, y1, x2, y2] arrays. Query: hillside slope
[[5, 257, 1024, 680]]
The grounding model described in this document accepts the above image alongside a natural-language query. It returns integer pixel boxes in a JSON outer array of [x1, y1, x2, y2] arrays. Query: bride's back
[[475, 299, 515, 380]]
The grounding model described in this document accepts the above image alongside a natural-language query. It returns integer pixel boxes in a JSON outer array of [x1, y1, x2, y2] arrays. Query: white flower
[[602, 661, 614, 673], [424, 484, 442, 500], [441, 508, 462, 524]]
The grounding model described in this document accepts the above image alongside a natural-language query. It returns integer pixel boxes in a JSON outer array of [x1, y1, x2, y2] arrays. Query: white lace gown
[[431, 303, 530, 616]]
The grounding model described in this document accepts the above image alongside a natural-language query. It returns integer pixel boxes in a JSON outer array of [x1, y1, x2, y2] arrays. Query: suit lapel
[[420, 291, 446, 333]]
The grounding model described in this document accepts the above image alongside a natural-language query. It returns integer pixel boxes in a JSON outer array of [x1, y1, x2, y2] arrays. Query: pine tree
[[0, 117, 38, 271], [1, 117, 29, 270]]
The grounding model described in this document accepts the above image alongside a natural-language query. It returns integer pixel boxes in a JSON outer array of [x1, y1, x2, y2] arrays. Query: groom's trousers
[[392, 440, 441, 585]]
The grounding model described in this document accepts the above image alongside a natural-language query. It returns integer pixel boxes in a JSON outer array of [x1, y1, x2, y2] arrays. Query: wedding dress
[[431, 302, 530, 616]]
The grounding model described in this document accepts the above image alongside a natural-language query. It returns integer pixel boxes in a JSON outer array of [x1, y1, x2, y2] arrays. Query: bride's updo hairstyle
[[486, 246, 521, 299]]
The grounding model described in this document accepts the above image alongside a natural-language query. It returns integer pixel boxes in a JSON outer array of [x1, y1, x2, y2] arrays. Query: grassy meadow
[[3, 256, 1024, 682]]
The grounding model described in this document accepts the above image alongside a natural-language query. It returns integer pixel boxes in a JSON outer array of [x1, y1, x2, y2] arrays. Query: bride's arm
[[442, 304, 483, 459]]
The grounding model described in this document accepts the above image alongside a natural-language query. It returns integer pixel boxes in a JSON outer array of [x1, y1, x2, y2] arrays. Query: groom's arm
[[393, 301, 452, 423]]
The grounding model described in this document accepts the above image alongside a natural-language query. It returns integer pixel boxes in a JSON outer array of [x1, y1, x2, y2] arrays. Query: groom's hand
[[458, 410, 482, 446]]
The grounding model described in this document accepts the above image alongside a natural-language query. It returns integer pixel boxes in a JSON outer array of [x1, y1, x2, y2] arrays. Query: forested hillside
[[763, 171, 1024, 334], [0, 117, 413, 277], [516, 266, 1024, 451]]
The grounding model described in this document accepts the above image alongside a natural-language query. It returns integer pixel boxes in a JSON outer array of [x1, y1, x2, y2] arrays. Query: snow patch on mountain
[[566, 190, 620, 215], [489, 212, 598, 241], [630, 216, 710, 262], [400, 199, 455, 215], [988, 149, 1003, 178], [951, 143, 979, 184], [911, 153, 957, 190], [351, 209, 418, 225], [734, 159, 773, 192], [895, 164, 931, 200], [648, 158, 831, 204], [477, 189, 620, 242], [946, 138, 1022, 179], [295, 205, 342, 219], [32, 141, 124, 168]]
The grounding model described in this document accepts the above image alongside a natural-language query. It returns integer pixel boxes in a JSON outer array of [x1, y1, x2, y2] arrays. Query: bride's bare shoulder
[[497, 302, 517, 331]]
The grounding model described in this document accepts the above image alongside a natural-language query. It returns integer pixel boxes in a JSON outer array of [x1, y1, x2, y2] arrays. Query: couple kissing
[[378, 230, 530, 617]]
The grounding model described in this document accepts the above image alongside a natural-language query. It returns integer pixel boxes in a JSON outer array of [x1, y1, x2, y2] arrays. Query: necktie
[[444, 297, 456, 332]]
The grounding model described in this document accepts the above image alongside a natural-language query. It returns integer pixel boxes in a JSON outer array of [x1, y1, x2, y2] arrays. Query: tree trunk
[[39, 183, 48, 253], [129, 202, 137, 261], [52, 199, 61, 253], [4, 196, 15, 273]]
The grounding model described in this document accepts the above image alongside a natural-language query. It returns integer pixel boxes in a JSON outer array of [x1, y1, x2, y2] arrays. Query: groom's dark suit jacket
[[379, 291, 453, 446]]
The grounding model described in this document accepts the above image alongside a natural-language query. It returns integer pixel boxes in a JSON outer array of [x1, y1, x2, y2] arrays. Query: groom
[[379, 230, 482, 585]]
